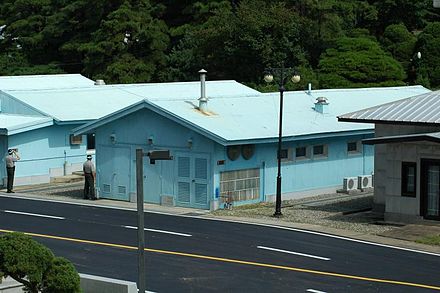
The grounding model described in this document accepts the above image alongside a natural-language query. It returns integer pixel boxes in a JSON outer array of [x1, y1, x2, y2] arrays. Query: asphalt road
[[0, 195, 439, 293]]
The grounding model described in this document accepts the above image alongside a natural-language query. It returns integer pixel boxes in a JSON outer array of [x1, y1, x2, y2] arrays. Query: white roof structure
[[2, 78, 260, 122], [0, 74, 95, 90], [0, 114, 53, 135], [75, 85, 431, 145]]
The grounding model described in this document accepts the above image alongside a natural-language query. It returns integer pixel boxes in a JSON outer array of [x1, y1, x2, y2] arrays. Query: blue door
[[144, 159, 161, 204], [175, 153, 210, 209], [99, 145, 130, 201]]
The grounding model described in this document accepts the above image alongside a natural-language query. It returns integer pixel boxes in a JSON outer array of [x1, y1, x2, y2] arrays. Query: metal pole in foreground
[[136, 149, 146, 293], [274, 83, 285, 217]]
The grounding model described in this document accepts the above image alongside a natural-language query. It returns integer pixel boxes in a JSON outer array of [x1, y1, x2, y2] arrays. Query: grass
[[416, 235, 440, 246]]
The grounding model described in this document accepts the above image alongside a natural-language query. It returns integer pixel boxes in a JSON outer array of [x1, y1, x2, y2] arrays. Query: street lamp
[[264, 64, 300, 217]]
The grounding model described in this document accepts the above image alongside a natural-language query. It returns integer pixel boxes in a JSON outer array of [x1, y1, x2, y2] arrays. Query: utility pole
[[135, 149, 173, 292]]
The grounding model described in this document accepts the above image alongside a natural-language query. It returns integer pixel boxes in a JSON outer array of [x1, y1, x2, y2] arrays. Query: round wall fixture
[[241, 144, 255, 160], [226, 145, 241, 161]]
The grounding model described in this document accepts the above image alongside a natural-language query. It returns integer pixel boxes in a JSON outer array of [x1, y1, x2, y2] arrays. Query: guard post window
[[313, 144, 328, 158], [401, 162, 416, 197], [295, 146, 309, 160], [347, 141, 361, 154], [278, 148, 289, 161]]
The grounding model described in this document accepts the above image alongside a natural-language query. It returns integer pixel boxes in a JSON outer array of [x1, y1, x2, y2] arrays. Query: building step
[[50, 174, 84, 184]]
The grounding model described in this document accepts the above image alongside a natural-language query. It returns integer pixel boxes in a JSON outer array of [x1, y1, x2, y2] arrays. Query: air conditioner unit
[[343, 177, 358, 192], [358, 175, 373, 189]]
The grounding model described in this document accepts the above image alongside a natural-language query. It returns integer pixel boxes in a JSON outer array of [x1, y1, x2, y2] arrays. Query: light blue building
[[74, 74, 430, 210], [0, 74, 95, 185], [0, 74, 260, 187]]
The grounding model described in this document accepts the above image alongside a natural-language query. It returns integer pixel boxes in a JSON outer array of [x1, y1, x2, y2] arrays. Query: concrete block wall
[[79, 274, 138, 293], [374, 124, 440, 219], [0, 275, 138, 293]]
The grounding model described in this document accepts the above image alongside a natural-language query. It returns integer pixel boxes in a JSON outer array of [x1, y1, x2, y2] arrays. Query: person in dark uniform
[[83, 155, 96, 200], [5, 149, 20, 193]]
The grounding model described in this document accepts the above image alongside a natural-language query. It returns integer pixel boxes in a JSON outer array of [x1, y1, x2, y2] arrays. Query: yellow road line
[[1, 229, 439, 291]]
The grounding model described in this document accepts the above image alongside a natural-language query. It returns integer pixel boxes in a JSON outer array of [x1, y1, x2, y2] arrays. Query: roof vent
[[314, 97, 329, 114], [198, 69, 208, 113], [94, 79, 106, 85], [307, 83, 312, 95]]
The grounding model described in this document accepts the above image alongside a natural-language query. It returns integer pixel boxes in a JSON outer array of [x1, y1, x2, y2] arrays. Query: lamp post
[[264, 64, 300, 217]]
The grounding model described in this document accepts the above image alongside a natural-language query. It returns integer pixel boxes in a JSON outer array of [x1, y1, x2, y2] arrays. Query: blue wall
[[213, 134, 374, 205], [92, 106, 375, 209], [94, 108, 215, 207], [8, 124, 88, 179]]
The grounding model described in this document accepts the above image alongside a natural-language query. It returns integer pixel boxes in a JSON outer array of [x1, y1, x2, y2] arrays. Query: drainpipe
[[63, 150, 67, 176], [198, 69, 208, 112]]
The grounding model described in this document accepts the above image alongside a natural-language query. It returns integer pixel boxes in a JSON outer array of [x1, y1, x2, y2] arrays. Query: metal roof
[[3, 80, 260, 122], [338, 90, 440, 125], [110, 80, 260, 100], [0, 114, 53, 135], [75, 85, 430, 144], [0, 74, 95, 90], [363, 131, 440, 145]]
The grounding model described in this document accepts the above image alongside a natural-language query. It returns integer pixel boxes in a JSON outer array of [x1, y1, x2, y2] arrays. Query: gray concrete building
[[339, 91, 440, 222]]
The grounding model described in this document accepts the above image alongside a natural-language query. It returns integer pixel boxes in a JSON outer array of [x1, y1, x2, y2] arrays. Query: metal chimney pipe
[[198, 69, 208, 112]]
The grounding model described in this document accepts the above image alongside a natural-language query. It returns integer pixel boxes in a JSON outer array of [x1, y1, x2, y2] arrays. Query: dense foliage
[[0, 0, 439, 89], [0, 232, 81, 293]]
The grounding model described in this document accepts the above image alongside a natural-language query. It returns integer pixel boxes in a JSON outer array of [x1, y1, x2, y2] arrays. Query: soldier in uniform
[[83, 155, 96, 200], [5, 149, 20, 193]]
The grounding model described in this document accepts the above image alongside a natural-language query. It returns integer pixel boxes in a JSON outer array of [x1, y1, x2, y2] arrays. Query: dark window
[[278, 149, 288, 159], [313, 145, 324, 156], [347, 141, 359, 153], [295, 147, 306, 158], [87, 133, 95, 150], [402, 162, 417, 197]]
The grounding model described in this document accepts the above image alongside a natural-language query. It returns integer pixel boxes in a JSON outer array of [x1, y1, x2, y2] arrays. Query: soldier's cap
[[8, 149, 13, 154], [87, 155, 92, 159]]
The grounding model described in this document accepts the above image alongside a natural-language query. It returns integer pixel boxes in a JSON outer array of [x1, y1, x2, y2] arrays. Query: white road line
[[124, 225, 192, 237], [2, 194, 440, 257], [307, 289, 327, 293], [4, 210, 65, 220], [257, 246, 330, 261]]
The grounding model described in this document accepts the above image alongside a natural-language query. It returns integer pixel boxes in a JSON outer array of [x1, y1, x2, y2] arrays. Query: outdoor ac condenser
[[357, 175, 373, 189], [343, 177, 358, 192]]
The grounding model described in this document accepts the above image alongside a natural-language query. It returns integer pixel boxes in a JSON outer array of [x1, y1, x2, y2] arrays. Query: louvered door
[[175, 153, 209, 209], [177, 156, 191, 204]]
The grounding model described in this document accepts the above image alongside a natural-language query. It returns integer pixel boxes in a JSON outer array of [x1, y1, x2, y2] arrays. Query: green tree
[[42, 257, 81, 293], [80, 0, 169, 83], [0, 0, 66, 74], [318, 36, 406, 88], [381, 23, 417, 83], [0, 232, 81, 293], [371, 0, 433, 33], [165, 0, 307, 85], [417, 22, 440, 88]]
